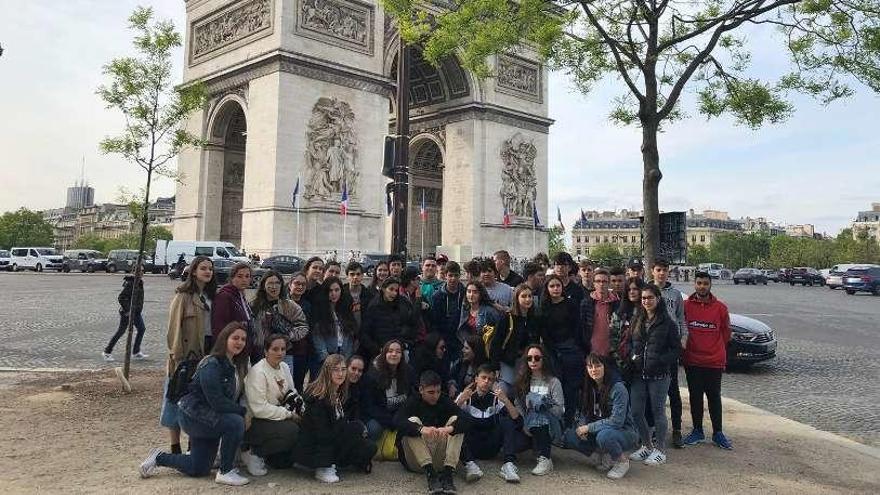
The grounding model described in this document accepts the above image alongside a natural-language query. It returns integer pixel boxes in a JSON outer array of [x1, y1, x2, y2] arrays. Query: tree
[[687, 244, 711, 266], [97, 7, 206, 384], [548, 226, 566, 257], [590, 243, 625, 265], [384, 0, 880, 269], [0, 208, 54, 249]]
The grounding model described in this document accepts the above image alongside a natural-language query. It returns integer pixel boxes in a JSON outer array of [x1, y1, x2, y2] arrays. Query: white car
[[9, 247, 64, 272], [0, 249, 11, 271]]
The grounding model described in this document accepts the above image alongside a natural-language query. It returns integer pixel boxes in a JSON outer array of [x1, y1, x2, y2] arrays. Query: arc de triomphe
[[173, 0, 551, 259]]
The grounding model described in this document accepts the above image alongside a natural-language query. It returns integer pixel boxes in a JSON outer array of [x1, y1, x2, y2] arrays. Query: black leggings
[[685, 366, 723, 433]]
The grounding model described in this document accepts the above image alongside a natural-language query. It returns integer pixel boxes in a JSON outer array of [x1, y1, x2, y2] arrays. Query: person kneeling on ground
[[454, 363, 511, 482], [293, 354, 377, 483], [242, 334, 303, 474], [564, 353, 638, 480], [498, 344, 564, 482], [396, 370, 471, 495], [139, 322, 251, 486]]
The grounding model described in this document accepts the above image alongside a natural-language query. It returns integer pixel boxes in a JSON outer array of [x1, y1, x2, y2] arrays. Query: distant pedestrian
[[103, 264, 147, 361], [682, 271, 733, 450]]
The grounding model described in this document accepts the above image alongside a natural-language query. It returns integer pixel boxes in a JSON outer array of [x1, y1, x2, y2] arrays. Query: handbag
[[377, 429, 399, 461], [165, 351, 202, 402]]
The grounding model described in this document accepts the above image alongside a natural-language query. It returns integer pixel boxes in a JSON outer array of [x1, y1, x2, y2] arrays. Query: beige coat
[[166, 291, 209, 376]]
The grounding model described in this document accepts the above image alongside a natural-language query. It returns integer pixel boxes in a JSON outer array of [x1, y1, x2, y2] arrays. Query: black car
[[788, 267, 825, 286], [733, 268, 768, 285], [360, 253, 389, 277], [209, 259, 265, 288], [260, 255, 304, 274], [728, 314, 777, 366], [62, 249, 109, 273], [843, 266, 880, 295]]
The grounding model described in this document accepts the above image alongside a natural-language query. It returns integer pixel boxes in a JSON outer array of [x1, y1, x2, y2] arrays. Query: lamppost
[[390, 39, 410, 258]]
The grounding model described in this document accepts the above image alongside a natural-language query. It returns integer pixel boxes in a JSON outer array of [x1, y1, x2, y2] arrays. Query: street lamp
[[390, 37, 411, 258]]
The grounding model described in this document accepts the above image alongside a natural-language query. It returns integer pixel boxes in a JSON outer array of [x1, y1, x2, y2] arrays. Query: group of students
[[137, 249, 732, 492]]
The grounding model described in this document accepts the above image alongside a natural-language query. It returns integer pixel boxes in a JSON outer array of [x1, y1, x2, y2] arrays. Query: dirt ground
[[0, 369, 878, 494]]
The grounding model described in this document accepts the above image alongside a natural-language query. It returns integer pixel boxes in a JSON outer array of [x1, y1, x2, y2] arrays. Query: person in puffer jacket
[[682, 271, 733, 450], [360, 277, 419, 361], [625, 284, 679, 467]]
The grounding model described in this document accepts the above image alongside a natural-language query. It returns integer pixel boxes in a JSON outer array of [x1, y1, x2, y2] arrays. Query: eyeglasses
[[527, 355, 542, 362]]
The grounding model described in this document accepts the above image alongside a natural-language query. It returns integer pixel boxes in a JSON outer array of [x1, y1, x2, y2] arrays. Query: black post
[[391, 40, 410, 257]]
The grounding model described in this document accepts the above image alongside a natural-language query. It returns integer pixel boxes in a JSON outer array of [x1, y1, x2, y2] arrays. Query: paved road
[[0, 272, 878, 447]]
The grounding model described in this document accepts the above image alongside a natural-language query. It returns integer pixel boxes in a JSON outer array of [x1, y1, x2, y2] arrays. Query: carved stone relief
[[303, 97, 359, 201], [297, 0, 374, 55], [190, 0, 274, 65], [499, 133, 538, 218], [496, 54, 542, 102]]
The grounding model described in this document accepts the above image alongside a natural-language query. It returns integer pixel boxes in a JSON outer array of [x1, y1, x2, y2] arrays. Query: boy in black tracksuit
[[455, 364, 508, 481]]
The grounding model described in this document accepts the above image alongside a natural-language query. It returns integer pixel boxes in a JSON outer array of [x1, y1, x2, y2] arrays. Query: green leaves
[[698, 78, 794, 129], [0, 209, 55, 250]]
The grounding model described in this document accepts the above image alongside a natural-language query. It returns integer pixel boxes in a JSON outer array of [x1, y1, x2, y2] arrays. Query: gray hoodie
[[660, 282, 687, 343]]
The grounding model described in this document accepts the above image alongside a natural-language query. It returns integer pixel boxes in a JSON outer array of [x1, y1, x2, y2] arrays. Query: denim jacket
[[312, 327, 356, 362], [456, 304, 500, 344], [178, 355, 246, 427], [576, 381, 636, 435]]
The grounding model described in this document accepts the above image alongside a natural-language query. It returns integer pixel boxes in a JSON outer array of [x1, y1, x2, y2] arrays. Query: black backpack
[[166, 352, 203, 402]]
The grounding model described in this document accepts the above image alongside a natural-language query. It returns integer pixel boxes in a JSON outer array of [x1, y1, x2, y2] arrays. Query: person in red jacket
[[682, 271, 733, 450]]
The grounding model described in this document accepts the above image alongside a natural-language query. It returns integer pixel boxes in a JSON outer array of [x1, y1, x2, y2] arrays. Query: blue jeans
[[630, 375, 672, 450], [564, 427, 638, 459], [105, 312, 146, 354], [157, 411, 244, 475], [366, 419, 384, 442]]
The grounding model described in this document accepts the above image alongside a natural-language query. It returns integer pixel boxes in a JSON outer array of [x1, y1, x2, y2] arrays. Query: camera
[[281, 390, 305, 415]]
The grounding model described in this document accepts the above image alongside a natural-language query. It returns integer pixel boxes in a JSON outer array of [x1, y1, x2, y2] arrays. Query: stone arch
[[207, 98, 248, 247], [408, 137, 444, 256]]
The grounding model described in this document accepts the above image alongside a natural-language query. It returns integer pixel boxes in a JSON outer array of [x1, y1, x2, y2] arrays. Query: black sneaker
[[440, 467, 457, 494], [424, 465, 443, 494], [672, 430, 684, 449]]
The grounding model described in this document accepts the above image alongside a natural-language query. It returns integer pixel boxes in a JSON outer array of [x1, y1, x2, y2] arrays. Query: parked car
[[762, 269, 780, 282], [777, 268, 792, 283], [62, 249, 108, 273], [728, 314, 778, 366], [788, 267, 825, 286], [9, 247, 64, 272], [733, 268, 768, 285], [360, 253, 389, 277], [697, 262, 732, 280], [0, 250, 10, 271], [181, 258, 265, 288], [106, 249, 141, 273], [825, 263, 867, 290], [260, 255, 304, 274], [842, 266, 880, 295]]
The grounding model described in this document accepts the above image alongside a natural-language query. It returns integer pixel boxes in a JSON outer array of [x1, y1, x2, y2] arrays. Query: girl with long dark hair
[[250, 271, 309, 365], [540, 274, 584, 427], [363, 339, 415, 440], [449, 333, 489, 398], [311, 276, 358, 363], [610, 277, 647, 378], [456, 281, 500, 346], [490, 283, 541, 393]]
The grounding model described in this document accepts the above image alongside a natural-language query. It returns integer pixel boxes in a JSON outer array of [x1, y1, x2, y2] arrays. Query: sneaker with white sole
[[132, 352, 149, 360], [215, 468, 250, 486], [463, 461, 483, 482], [629, 445, 651, 461], [643, 449, 667, 465], [139, 448, 160, 478], [240, 450, 267, 476], [606, 459, 630, 479], [531, 456, 553, 476], [499, 462, 520, 483], [102, 352, 114, 362], [315, 466, 340, 483]]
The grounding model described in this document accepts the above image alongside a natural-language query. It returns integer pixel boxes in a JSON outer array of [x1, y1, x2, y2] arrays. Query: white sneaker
[[644, 448, 667, 465], [139, 448, 160, 478], [499, 462, 520, 483], [464, 460, 483, 481], [607, 459, 631, 479], [596, 453, 614, 472], [315, 466, 340, 483], [215, 468, 250, 486], [132, 352, 149, 360], [240, 450, 267, 476], [531, 456, 553, 476], [629, 445, 651, 461], [102, 352, 114, 362]]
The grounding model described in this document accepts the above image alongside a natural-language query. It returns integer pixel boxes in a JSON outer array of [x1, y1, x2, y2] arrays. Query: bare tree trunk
[[122, 168, 152, 381], [641, 119, 662, 270]]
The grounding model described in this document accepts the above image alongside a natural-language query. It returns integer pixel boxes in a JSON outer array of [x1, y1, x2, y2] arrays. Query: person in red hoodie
[[682, 271, 733, 450]]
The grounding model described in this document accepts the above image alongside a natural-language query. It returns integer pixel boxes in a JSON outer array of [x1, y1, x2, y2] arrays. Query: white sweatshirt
[[245, 359, 296, 421]]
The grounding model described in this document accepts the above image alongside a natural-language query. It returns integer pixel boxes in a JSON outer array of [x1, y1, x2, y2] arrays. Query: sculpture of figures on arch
[[303, 97, 359, 201], [499, 132, 538, 219]]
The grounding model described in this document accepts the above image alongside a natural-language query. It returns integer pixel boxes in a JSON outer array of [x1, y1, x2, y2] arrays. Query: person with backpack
[[139, 322, 251, 486], [564, 353, 638, 480], [103, 264, 148, 361], [489, 283, 541, 393]]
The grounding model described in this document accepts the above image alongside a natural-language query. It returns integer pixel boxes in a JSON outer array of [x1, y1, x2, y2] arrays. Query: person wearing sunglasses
[[498, 344, 564, 482]]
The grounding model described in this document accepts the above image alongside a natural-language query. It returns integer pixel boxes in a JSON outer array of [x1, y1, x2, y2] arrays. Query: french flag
[[419, 190, 427, 221], [340, 182, 349, 216], [502, 206, 511, 227]]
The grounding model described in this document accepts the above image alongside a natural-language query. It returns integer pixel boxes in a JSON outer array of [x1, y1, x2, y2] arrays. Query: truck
[[155, 240, 250, 272]]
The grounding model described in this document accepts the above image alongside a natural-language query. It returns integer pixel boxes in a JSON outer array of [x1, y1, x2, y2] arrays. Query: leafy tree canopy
[[0, 208, 54, 249]]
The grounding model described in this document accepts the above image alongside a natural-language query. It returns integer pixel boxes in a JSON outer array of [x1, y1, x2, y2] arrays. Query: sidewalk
[[1, 369, 877, 494]]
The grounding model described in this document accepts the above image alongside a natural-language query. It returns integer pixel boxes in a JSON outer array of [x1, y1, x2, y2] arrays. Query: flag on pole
[[557, 205, 565, 232], [386, 191, 393, 216], [340, 182, 349, 216], [533, 204, 541, 228], [291, 176, 300, 208], [502, 205, 511, 227], [419, 190, 427, 222]]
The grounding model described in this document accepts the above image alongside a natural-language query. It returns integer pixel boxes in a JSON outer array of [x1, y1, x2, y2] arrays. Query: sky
[[0, 1, 878, 237]]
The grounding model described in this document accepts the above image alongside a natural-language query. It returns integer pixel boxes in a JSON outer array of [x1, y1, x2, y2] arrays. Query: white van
[[155, 240, 249, 268], [9, 247, 64, 272]]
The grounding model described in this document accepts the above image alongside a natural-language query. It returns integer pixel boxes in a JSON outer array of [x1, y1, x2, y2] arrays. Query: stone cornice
[[240, 205, 382, 219], [398, 102, 555, 134]]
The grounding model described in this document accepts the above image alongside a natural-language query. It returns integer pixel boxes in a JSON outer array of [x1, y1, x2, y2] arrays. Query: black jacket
[[430, 284, 465, 343], [294, 394, 376, 469], [363, 365, 415, 429], [490, 311, 541, 367], [118, 275, 144, 314], [628, 306, 680, 379], [500, 270, 524, 288], [394, 394, 471, 470], [410, 349, 452, 391], [541, 297, 584, 351], [360, 296, 420, 358]]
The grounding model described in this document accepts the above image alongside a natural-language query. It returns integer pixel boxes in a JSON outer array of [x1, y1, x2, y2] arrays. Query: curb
[[0, 367, 103, 373]]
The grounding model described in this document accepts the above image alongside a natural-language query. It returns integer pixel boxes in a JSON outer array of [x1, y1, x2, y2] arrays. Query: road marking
[[742, 313, 774, 317]]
